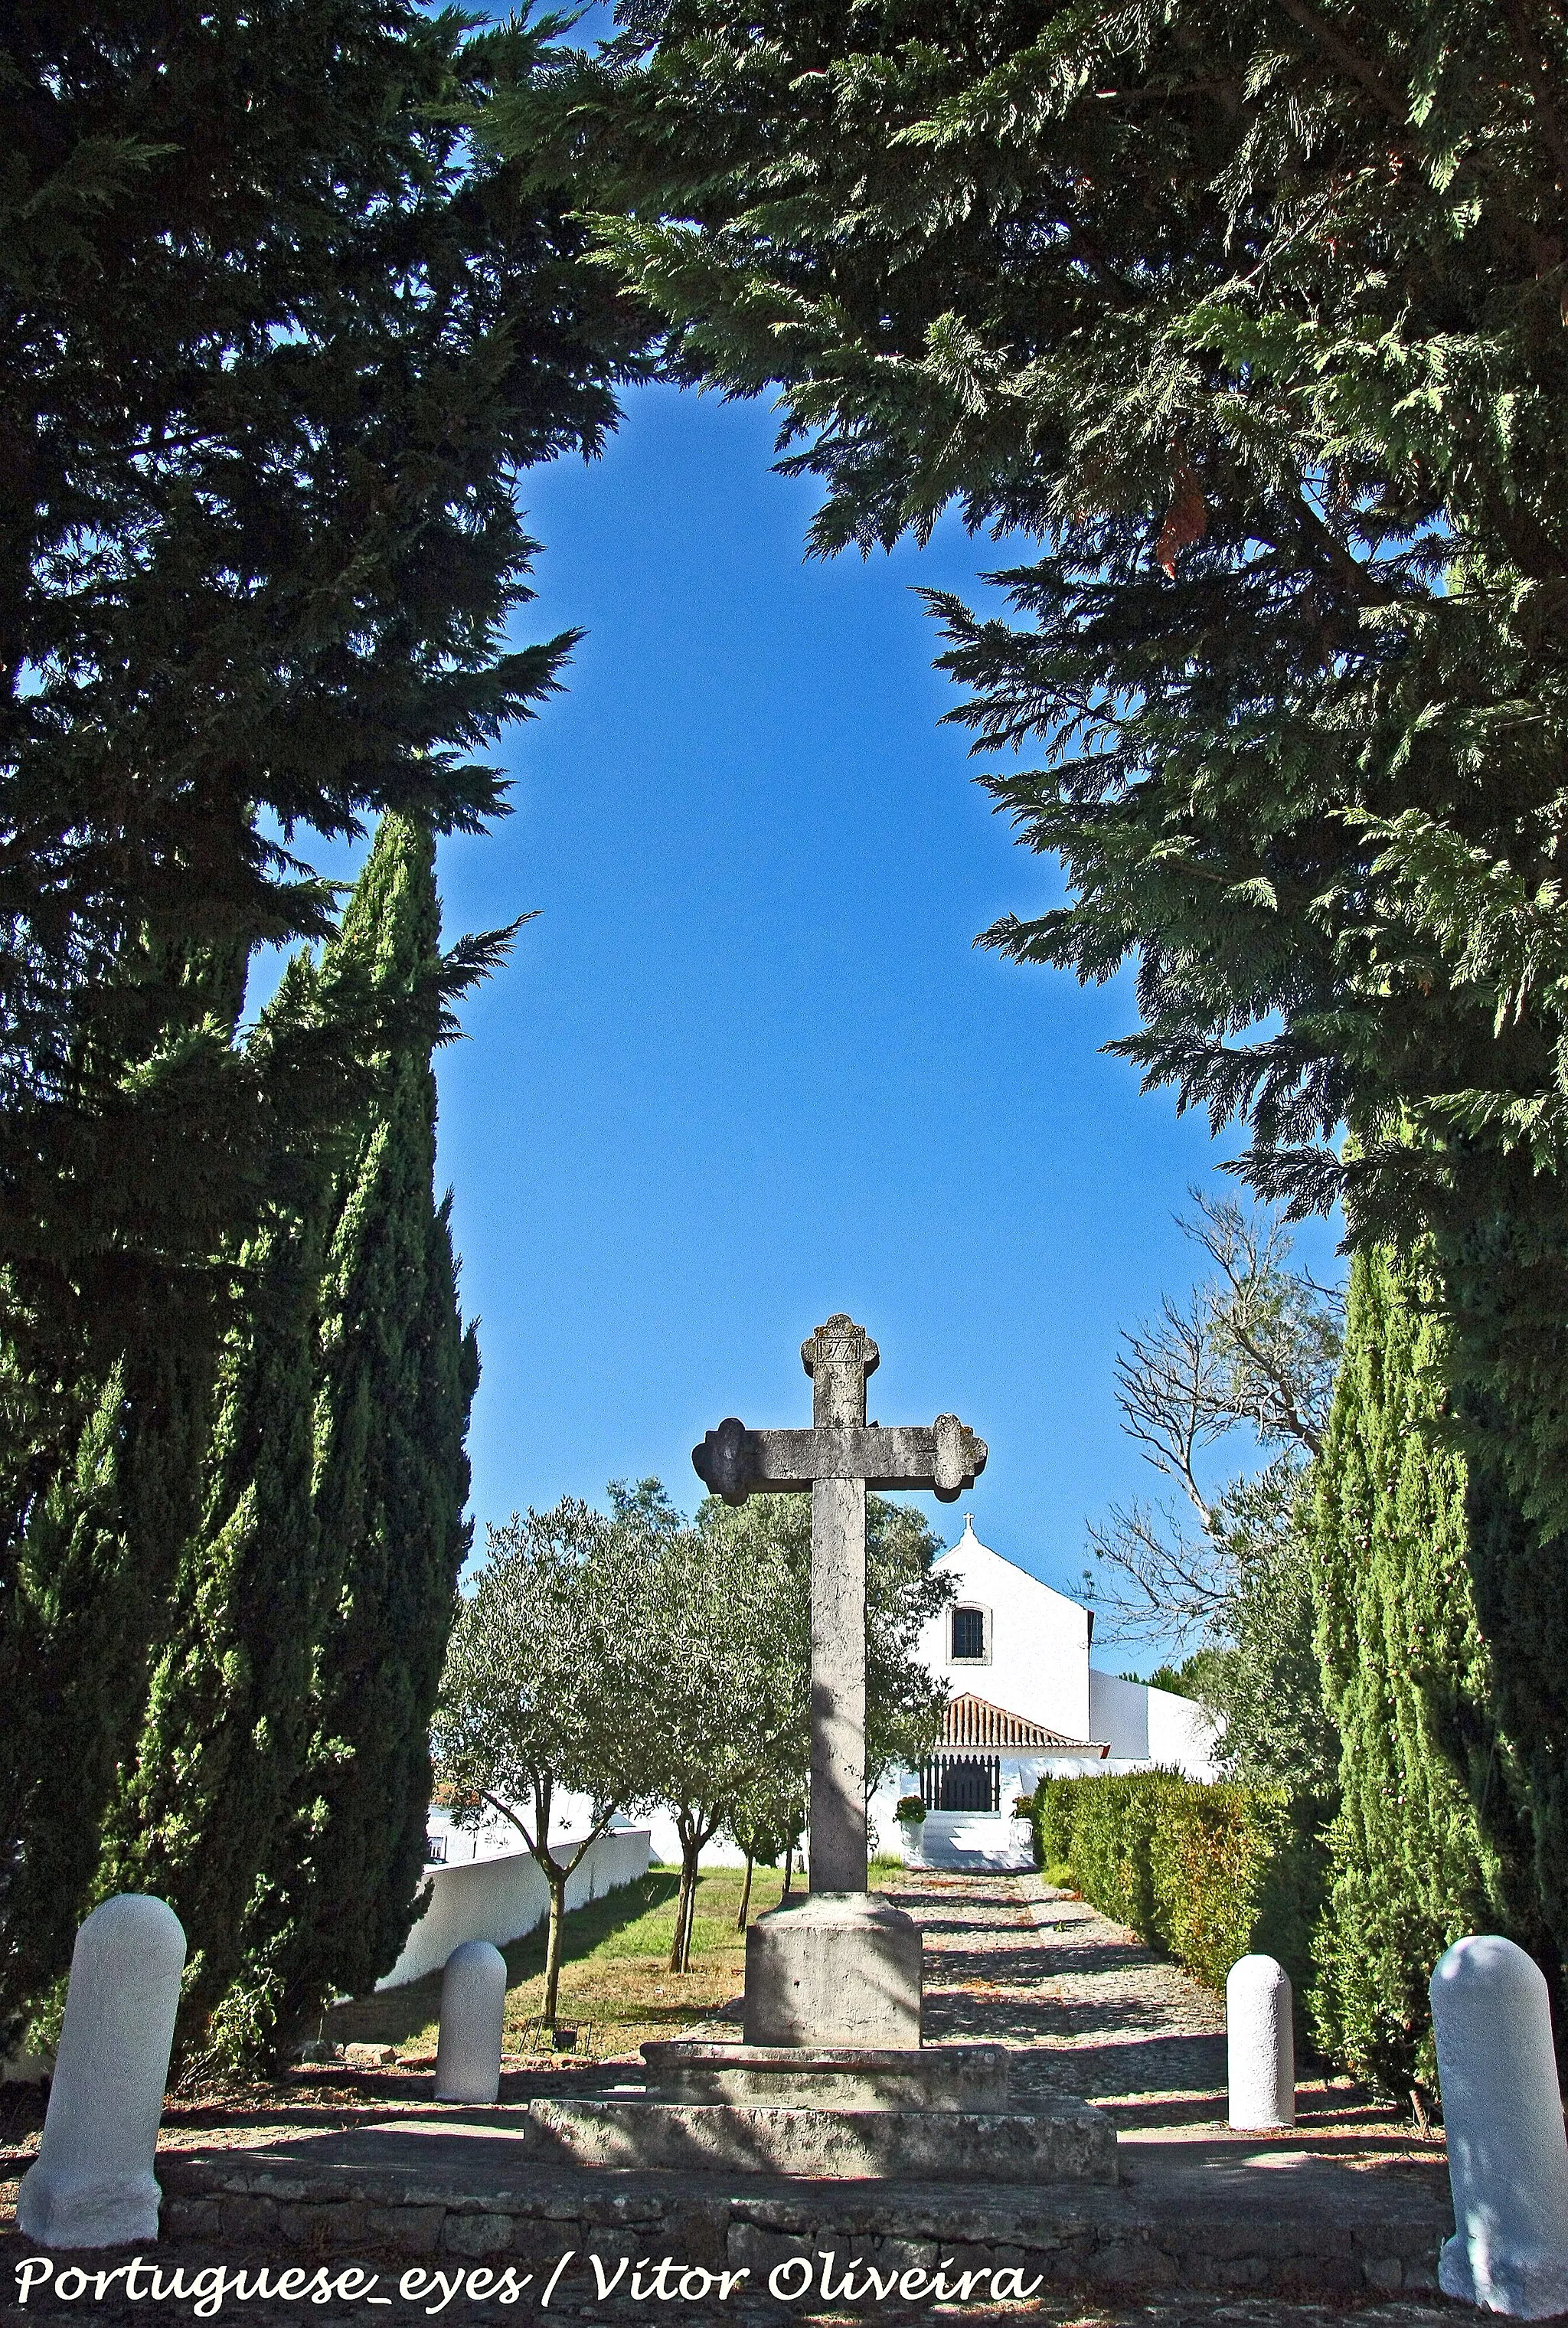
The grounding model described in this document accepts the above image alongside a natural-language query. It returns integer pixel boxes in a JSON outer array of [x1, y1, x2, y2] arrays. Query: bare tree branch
[[1083, 1193, 1342, 1652], [1084, 1498, 1239, 1647]]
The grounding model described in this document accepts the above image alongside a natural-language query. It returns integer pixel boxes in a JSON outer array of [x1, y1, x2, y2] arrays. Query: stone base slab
[[743, 1894, 921, 2050], [523, 2093, 1110, 2185], [639, 2042, 1011, 2113], [155, 2127, 1454, 2306]]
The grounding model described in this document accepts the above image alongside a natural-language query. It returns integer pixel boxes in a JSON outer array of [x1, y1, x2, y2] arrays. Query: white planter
[[898, 1821, 926, 1867]]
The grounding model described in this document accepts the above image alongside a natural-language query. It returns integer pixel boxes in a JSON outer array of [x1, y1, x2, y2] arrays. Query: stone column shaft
[[810, 1473, 867, 1892]]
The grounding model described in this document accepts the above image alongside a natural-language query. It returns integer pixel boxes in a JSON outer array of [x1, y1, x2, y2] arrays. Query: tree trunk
[[781, 1841, 792, 1899], [736, 1849, 754, 1932], [542, 1869, 568, 2029], [671, 1833, 702, 1972], [682, 1854, 700, 1968], [668, 1835, 694, 1973]]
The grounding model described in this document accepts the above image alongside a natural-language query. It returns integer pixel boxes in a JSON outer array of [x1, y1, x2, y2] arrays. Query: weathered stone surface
[[158, 2133, 1452, 2303], [1227, 1955, 1295, 2130], [366, 2203, 446, 2253], [521, 2093, 1116, 2185], [440, 2210, 518, 2254], [219, 2193, 280, 2242], [692, 1316, 983, 1913], [16, 1892, 186, 2248], [642, 2039, 1011, 2112], [1432, 1931, 1568, 2318], [743, 1892, 922, 2049], [811, 1472, 868, 1890], [435, 1939, 507, 2107], [160, 2196, 221, 2241]]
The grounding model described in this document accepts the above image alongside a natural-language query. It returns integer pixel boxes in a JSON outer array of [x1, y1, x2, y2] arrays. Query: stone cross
[[694, 1315, 985, 1893]]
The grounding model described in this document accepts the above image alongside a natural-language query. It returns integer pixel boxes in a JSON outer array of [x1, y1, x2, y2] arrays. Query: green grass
[[326, 1862, 794, 2061]]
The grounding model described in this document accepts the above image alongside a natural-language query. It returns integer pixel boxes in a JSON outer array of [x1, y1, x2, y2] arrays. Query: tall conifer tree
[[1, 0, 639, 2039], [1312, 1246, 1543, 2093], [91, 959, 332, 2047], [253, 815, 487, 2032]]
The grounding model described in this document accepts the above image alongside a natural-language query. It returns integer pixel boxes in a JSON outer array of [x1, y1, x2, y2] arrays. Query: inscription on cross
[[694, 1316, 985, 1894]]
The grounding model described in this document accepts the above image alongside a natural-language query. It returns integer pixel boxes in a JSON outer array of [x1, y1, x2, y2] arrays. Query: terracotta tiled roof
[[939, 1692, 1110, 1756]]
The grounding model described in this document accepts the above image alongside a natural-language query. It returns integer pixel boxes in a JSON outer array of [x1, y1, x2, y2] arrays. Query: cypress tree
[[78, 826, 500, 2063], [255, 814, 485, 2032], [0, 939, 247, 2049], [91, 957, 332, 2052], [1312, 1245, 1542, 2095]]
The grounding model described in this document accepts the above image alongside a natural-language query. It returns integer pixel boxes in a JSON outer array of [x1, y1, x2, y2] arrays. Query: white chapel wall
[[921, 1522, 1093, 1743], [1089, 1667, 1149, 1758], [1146, 1679, 1222, 1778], [1089, 1666, 1220, 1779]]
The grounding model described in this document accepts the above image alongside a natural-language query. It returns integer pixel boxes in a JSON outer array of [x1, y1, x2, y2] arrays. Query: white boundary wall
[[1089, 1667, 1220, 1777], [378, 1827, 651, 1990]]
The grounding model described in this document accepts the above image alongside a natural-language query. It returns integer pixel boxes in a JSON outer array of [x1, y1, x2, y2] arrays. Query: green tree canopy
[[4, 0, 639, 1370], [1313, 1243, 1541, 2093], [436, 1494, 664, 2028], [0, 2, 641, 2038], [531, 0, 1568, 1239]]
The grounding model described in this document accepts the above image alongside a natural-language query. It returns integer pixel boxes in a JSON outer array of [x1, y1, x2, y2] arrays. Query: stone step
[[639, 2041, 1011, 2112], [524, 2093, 1113, 2185], [157, 2124, 1454, 2304]]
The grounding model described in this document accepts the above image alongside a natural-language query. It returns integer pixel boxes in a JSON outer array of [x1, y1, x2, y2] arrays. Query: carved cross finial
[[801, 1313, 879, 1429]]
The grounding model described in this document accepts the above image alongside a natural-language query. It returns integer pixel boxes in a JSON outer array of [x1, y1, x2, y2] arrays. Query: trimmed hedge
[[1031, 1772, 1328, 2010]]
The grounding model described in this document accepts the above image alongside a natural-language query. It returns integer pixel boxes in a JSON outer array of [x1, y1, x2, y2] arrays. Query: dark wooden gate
[[920, 1754, 1001, 1812]]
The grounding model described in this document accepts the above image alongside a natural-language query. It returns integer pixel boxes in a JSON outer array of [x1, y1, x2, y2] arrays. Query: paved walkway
[[900, 1865, 1444, 2134], [902, 1867, 1232, 2123]]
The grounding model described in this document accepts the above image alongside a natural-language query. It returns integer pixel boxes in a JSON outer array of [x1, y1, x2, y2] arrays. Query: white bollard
[[433, 1940, 507, 2104], [1432, 1934, 1568, 2316], [18, 1893, 186, 2247], [1227, 1952, 1295, 2130]]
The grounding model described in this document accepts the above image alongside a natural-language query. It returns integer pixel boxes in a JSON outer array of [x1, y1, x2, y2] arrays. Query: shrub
[[1033, 1772, 1328, 2021], [894, 1795, 926, 1825], [1031, 1776, 1075, 1866]]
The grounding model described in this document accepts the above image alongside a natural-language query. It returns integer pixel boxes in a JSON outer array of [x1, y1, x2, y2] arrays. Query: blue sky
[[266, 379, 1341, 1663]]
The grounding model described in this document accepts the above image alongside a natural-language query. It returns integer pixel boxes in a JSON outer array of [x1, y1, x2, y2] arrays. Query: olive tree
[[433, 1495, 658, 2029], [629, 1491, 802, 1974]]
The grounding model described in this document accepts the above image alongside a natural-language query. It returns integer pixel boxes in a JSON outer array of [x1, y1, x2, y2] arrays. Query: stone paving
[[906, 1870, 1230, 2121], [900, 1869, 1441, 2154]]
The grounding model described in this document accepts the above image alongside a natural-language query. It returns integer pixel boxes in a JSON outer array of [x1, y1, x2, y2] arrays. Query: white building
[[868, 1513, 1220, 1866]]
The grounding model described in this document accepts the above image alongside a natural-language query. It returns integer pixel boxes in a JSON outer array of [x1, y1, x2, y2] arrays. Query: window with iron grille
[[951, 1605, 986, 1660]]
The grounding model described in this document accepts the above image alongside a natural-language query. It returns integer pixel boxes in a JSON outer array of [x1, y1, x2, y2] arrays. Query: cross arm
[[692, 1416, 987, 1506]]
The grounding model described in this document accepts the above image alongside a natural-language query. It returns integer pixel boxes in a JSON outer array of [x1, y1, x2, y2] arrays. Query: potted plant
[[895, 1794, 927, 1865]]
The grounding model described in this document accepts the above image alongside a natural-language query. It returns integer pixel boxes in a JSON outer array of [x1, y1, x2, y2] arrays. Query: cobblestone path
[[882, 1866, 1230, 2128]]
